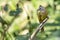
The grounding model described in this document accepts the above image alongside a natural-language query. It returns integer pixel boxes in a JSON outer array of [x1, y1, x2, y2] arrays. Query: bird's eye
[[40, 8, 41, 9]]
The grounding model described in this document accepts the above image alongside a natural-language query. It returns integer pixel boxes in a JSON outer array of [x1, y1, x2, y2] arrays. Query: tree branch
[[28, 17, 49, 40]]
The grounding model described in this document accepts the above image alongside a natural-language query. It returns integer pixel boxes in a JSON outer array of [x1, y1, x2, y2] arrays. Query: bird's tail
[[41, 27, 44, 32]]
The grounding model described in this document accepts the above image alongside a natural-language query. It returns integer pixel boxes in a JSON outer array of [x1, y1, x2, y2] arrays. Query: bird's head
[[37, 5, 45, 13]]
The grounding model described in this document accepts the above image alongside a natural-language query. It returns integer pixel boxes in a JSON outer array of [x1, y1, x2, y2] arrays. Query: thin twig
[[2, 16, 18, 40], [28, 17, 49, 40]]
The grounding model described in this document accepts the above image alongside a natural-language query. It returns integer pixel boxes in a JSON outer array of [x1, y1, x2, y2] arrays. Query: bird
[[37, 5, 48, 32]]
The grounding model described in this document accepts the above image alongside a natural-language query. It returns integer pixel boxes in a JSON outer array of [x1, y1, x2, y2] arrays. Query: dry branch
[[29, 17, 49, 40]]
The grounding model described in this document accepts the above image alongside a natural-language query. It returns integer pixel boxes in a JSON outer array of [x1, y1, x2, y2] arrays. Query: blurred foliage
[[0, 0, 60, 40]]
